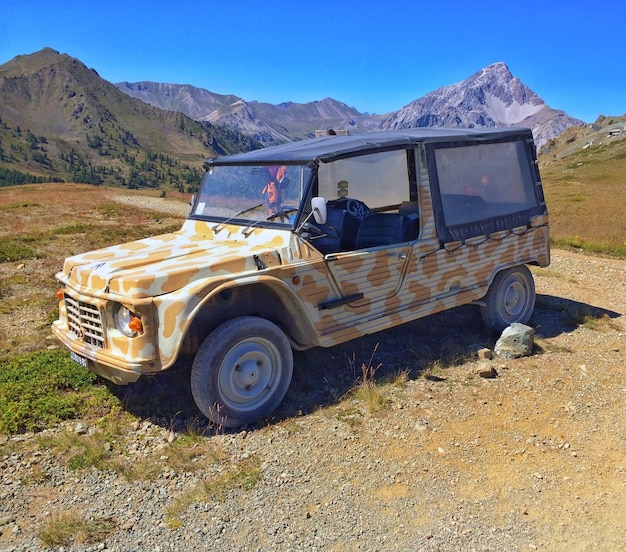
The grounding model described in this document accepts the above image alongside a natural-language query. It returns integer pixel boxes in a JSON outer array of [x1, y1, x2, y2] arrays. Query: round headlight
[[115, 305, 137, 337]]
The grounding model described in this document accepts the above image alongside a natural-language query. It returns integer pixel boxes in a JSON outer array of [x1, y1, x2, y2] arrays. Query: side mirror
[[311, 197, 327, 224]]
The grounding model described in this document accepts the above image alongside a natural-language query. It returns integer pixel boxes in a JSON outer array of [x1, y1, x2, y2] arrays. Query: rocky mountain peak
[[379, 62, 579, 145], [474, 61, 513, 82], [466, 61, 543, 109]]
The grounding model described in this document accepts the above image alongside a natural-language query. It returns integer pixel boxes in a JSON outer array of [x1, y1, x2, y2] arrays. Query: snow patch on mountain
[[485, 93, 544, 125]]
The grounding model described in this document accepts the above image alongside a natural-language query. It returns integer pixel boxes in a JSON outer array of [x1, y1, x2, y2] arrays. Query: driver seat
[[311, 205, 359, 254]]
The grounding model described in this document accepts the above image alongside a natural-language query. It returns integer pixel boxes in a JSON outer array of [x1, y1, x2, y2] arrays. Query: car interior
[[309, 198, 419, 254]]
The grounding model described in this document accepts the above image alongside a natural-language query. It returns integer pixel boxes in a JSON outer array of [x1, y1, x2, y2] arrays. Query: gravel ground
[[1, 248, 625, 552]]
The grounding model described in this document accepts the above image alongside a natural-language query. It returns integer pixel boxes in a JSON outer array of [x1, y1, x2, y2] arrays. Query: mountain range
[[1, 48, 584, 188], [116, 62, 582, 148]]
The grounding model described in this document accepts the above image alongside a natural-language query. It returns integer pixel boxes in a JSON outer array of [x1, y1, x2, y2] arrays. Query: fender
[[154, 274, 320, 369]]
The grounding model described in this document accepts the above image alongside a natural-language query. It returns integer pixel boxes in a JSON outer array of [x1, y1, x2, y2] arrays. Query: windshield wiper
[[211, 203, 264, 235], [243, 207, 298, 237], [242, 219, 264, 237], [266, 207, 298, 222]]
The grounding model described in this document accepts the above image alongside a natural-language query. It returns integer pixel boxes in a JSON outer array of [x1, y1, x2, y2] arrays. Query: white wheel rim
[[218, 337, 282, 412], [500, 276, 527, 320]]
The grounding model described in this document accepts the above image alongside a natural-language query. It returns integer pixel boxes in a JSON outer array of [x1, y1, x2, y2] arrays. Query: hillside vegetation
[[538, 114, 626, 257]]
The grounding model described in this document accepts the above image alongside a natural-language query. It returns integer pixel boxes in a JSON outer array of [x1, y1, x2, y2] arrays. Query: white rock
[[495, 323, 535, 358]]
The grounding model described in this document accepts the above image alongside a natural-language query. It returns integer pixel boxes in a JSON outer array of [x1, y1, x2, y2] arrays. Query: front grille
[[64, 295, 105, 349]]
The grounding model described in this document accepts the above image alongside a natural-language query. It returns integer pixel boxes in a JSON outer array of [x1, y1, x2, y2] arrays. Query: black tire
[[480, 266, 536, 332], [191, 317, 293, 428]]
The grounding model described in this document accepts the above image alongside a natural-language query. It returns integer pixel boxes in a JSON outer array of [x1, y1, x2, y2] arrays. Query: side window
[[434, 141, 537, 227], [314, 150, 418, 251], [318, 150, 409, 209]]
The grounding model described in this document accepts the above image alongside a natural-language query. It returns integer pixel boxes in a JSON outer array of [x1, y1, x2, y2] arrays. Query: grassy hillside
[[538, 115, 626, 257], [0, 49, 259, 189]]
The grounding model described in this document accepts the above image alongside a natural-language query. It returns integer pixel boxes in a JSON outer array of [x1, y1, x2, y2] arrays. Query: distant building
[[315, 129, 349, 137]]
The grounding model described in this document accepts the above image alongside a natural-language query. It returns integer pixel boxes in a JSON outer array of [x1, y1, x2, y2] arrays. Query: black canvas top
[[206, 127, 534, 167]]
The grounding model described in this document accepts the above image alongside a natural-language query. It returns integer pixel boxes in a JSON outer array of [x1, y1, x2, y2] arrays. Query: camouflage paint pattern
[[53, 208, 548, 385], [53, 138, 549, 385]]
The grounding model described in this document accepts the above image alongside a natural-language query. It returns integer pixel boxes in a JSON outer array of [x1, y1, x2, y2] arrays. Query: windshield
[[191, 164, 312, 226]]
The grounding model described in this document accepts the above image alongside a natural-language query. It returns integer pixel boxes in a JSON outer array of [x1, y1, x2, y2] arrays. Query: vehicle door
[[323, 243, 412, 309], [314, 149, 415, 327]]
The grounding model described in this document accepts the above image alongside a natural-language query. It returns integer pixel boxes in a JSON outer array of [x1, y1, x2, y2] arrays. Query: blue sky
[[1, 0, 624, 123]]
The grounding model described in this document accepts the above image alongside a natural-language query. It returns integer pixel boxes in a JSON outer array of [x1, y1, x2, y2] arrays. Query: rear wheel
[[191, 317, 293, 428], [480, 266, 536, 332]]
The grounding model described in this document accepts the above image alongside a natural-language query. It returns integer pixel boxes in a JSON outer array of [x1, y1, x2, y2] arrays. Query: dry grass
[[529, 266, 578, 283], [0, 183, 186, 357], [350, 345, 389, 413], [539, 132, 626, 257], [35, 411, 229, 480], [38, 510, 116, 547], [165, 455, 262, 526]]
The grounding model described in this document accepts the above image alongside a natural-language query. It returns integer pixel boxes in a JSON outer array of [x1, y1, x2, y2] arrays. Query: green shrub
[[0, 350, 102, 433], [0, 237, 42, 262]]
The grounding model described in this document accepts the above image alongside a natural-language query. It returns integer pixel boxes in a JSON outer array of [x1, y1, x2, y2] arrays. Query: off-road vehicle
[[53, 127, 550, 427]]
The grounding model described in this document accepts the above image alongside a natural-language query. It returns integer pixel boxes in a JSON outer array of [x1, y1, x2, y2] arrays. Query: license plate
[[70, 351, 89, 368]]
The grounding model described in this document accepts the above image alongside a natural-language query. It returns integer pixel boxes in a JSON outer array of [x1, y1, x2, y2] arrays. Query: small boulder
[[495, 323, 535, 359], [475, 362, 498, 379], [74, 422, 88, 435]]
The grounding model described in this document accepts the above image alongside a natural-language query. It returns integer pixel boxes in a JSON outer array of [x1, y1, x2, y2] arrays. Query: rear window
[[435, 140, 537, 226]]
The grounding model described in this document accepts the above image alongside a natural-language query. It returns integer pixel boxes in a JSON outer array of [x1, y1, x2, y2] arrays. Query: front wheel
[[191, 317, 293, 428], [480, 266, 536, 332]]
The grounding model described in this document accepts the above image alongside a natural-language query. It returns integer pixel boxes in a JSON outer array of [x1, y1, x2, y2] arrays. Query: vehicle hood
[[59, 220, 296, 298]]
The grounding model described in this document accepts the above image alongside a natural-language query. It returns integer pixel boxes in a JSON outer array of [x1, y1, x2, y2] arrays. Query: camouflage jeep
[[52, 127, 550, 427]]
